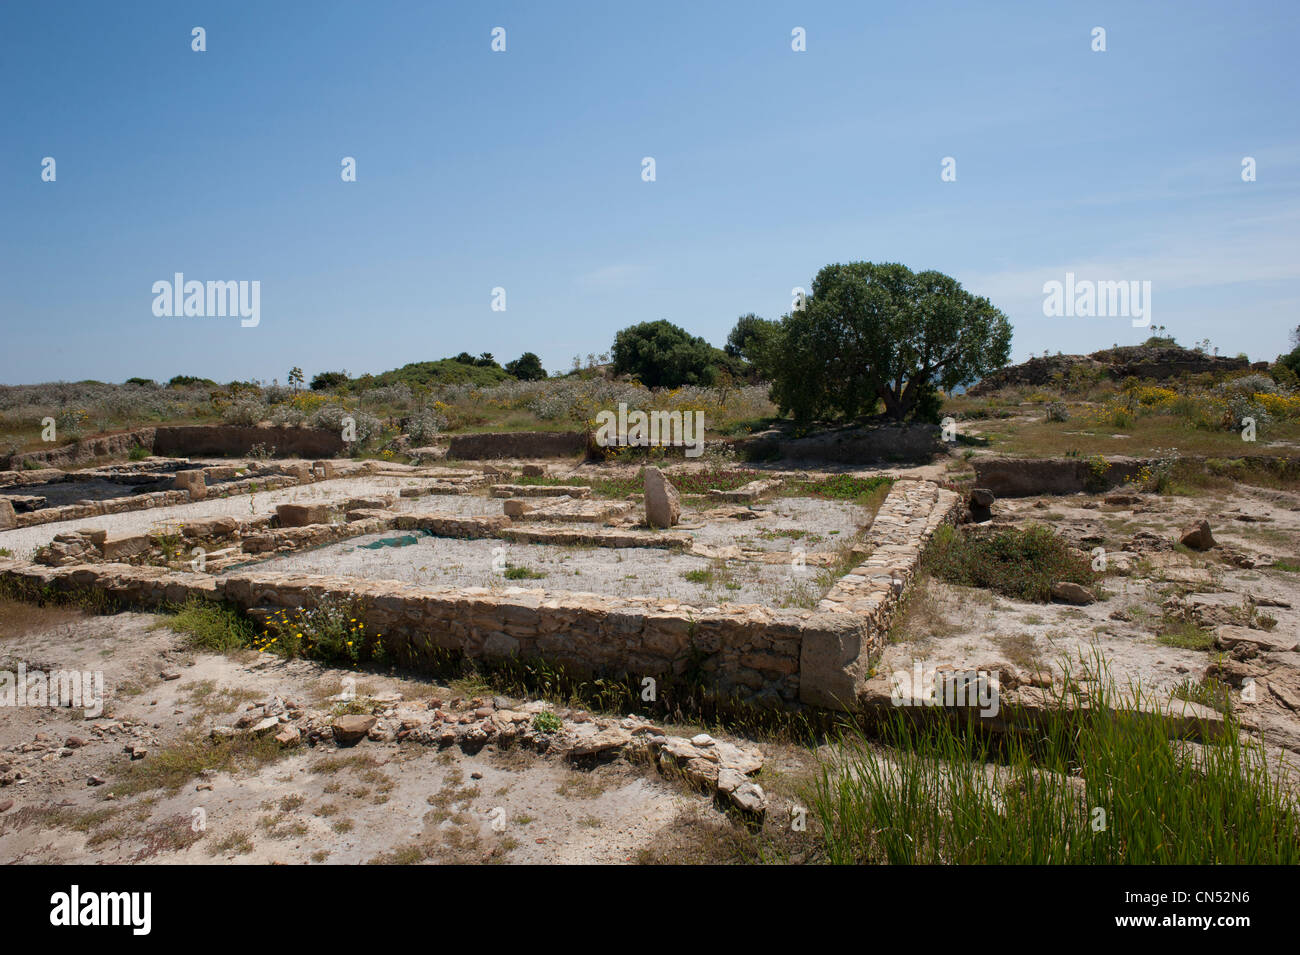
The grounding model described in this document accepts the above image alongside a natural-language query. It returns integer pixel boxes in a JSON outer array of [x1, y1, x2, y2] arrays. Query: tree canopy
[[611, 319, 718, 388], [768, 262, 1012, 424], [505, 352, 547, 381]]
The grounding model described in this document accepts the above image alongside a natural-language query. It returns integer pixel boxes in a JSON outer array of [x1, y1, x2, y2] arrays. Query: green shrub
[[611, 320, 719, 388], [927, 524, 1096, 602], [532, 711, 563, 734], [158, 598, 255, 653], [503, 565, 545, 580], [310, 370, 351, 391]]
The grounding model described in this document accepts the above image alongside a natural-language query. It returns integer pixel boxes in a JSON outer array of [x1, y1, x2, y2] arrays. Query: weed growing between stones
[[810, 657, 1300, 864]]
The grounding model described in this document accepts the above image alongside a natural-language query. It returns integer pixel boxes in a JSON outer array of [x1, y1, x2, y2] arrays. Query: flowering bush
[[308, 404, 382, 444], [404, 404, 448, 444], [254, 596, 385, 666], [269, 404, 306, 428], [220, 397, 268, 426]]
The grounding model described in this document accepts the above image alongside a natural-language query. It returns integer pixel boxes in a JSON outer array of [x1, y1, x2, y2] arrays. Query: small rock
[[274, 726, 301, 746], [332, 714, 377, 746], [1179, 519, 1215, 551], [1104, 492, 1142, 506], [160, 670, 182, 681], [249, 717, 281, 736], [1050, 581, 1096, 605], [87, 775, 106, 787]]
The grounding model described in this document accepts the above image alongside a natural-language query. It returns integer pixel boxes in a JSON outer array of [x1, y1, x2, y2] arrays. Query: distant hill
[[970, 340, 1261, 395], [352, 359, 512, 390]]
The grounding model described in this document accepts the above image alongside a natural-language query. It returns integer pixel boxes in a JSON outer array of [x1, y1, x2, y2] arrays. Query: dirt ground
[[881, 480, 1300, 772], [0, 602, 824, 864]]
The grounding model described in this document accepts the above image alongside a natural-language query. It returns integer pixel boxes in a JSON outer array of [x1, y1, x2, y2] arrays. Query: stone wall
[[153, 426, 344, 458], [9, 473, 303, 530], [971, 456, 1150, 497], [3, 429, 156, 471], [0, 480, 960, 713], [447, 430, 586, 460], [733, 425, 945, 464], [809, 480, 962, 706]]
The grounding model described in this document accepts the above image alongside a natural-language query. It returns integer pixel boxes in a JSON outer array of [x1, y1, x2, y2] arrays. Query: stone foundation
[[0, 480, 959, 713]]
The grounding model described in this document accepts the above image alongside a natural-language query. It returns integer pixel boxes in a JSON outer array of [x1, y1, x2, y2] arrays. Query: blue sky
[[2, 0, 1298, 385]]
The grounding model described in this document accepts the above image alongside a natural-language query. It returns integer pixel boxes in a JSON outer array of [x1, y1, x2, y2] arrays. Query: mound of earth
[[969, 342, 1260, 395]]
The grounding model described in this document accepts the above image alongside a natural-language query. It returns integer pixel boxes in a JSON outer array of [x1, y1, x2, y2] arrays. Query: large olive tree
[[770, 262, 1012, 424]]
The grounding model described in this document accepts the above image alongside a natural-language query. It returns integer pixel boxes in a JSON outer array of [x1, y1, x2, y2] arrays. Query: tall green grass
[[156, 597, 255, 653], [810, 661, 1300, 864]]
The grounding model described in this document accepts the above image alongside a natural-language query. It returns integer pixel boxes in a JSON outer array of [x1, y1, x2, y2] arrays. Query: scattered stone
[[1215, 625, 1298, 655], [101, 534, 150, 561], [717, 767, 767, 817], [502, 498, 534, 519], [567, 727, 632, 758], [332, 714, 377, 745], [1050, 581, 1096, 605], [0, 799, 13, 813], [965, 490, 994, 522], [249, 717, 281, 736], [1103, 491, 1143, 505], [87, 776, 105, 786], [1179, 519, 1215, 551], [274, 726, 301, 746], [1125, 530, 1173, 553], [276, 502, 339, 527]]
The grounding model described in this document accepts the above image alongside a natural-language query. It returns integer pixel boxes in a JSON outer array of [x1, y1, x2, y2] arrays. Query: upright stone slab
[[0, 498, 15, 530], [643, 467, 680, 528], [173, 469, 207, 500]]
